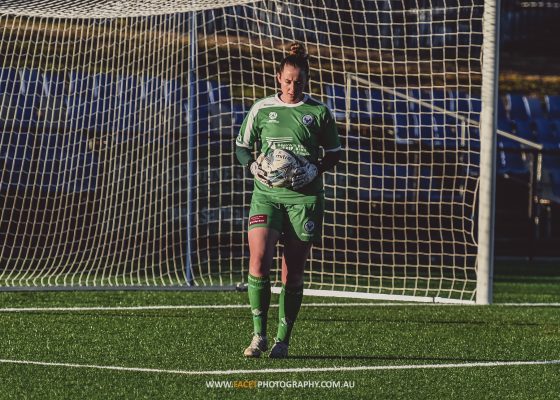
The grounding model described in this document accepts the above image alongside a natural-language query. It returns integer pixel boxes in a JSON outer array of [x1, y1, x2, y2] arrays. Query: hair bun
[[289, 42, 307, 59]]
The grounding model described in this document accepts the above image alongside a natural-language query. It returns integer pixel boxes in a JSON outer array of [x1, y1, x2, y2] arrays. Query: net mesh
[[0, 0, 484, 302]]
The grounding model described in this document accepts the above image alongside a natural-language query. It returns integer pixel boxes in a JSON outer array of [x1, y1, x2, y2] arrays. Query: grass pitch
[[0, 261, 558, 399]]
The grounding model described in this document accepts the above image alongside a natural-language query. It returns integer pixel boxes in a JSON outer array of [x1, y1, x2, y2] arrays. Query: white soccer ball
[[259, 148, 300, 188]]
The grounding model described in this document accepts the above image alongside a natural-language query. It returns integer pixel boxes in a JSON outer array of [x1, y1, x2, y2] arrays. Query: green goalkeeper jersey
[[236, 93, 341, 204]]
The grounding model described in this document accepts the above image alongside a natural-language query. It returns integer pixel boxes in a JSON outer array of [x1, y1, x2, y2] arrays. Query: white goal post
[[0, 0, 499, 304]]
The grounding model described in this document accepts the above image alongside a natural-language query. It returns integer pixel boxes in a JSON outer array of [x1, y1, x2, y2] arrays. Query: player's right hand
[[250, 154, 272, 188]]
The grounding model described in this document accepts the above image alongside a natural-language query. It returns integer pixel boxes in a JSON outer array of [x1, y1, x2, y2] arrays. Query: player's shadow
[[288, 354, 507, 362], [305, 317, 542, 327]]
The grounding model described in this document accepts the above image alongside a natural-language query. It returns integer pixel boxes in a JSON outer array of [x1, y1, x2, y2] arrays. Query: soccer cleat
[[269, 340, 289, 359], [243, 334, 268, 358]]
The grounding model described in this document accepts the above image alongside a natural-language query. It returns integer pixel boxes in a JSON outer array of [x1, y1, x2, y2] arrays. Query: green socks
[[248, 274, 271, 336], [276, 284, 304, 345], [248, 277, 304, 345]]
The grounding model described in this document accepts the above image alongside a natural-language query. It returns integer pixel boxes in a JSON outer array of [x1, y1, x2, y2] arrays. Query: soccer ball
[[259, 148, 300, 188]]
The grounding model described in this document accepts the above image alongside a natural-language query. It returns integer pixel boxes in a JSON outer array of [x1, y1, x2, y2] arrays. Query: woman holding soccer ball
[[235, 42, 341, 358]]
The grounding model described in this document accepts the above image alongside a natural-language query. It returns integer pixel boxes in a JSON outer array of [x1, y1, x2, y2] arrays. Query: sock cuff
[[248, 274, 270, 288]]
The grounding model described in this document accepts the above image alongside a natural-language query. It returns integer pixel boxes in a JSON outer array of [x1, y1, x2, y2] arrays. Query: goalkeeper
[[235, 42, 341, 358]]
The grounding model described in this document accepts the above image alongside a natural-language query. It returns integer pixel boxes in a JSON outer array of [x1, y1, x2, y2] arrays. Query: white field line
[[0, 303, 559, 312], [0, 358, 558, 376]]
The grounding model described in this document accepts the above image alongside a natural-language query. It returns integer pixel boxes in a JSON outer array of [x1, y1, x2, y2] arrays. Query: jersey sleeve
[[319, 108, 341, 152], [236, 105, 260, 149]]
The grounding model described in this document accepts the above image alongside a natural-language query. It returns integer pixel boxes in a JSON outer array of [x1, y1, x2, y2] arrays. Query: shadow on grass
[[287, 354, 509, 362], [303, 317, 543, 327]]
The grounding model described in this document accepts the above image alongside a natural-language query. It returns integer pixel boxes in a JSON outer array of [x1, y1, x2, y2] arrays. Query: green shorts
[[248, 196, 325, 243]]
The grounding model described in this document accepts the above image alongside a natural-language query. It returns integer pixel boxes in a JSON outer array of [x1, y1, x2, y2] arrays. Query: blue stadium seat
[[447, 91, 482, 121], [0, 68, 18, 128], [408, 88, 445, 113], [95, 73, 119, 133], [497, 97, 508, 120], [505, 93, 529, 120], [431, 113, 459, 148], [418, 165, 463, 202], [141, 75, 163, 105], [496, 136, 528, 175], [444, 89, 457, 112], [206, 79, 230, 104], [162, 78, 183, 130], [464, 149, 480, 177], [460, 125, 480, 149], [67, 70, 98, 132], [325, 84, 348, 121], [407, 89, 423, 113], [349, 87, 373, 123], [511, 119, 535, 142], [41, 71, 68, 130], [369, 164, 410, 201], [164, 79, 183, 108], [393, 114, 419, 144], [384, 90, 408, 115], [533, 118, 559, 149], [196, 80, 210, 135], [548, 170, 560, 200], [116, 74, 142, 134], [417, 114, 439, 145], [429, 89, 447, 111], [469, 96, 482, 120], [205, 79, 245, 132], [38, 132, 96, 192], [16, 68, 42, 128], [183, 100, 209, 139], [37, 133, 64, 192], [325, 84, 371, 123], [369, 88, 384, 115], [141, 75, 166, 133], [523, 96, 545, 119], [545, 95, 560, 119], [233, 105, 246, 127], [449, 91, 470, 115], [497, 118, 514, 138], [1, 131, 33, 190]]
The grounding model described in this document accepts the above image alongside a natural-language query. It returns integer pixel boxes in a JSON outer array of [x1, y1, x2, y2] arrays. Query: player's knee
[[284, 270, 304, 287], [249, 255, 271, 276]]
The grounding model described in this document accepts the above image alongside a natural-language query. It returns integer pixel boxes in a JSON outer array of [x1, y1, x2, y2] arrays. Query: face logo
[[269, 112, 278, 120], [304, 220, 315, 233], [302, 114, 314, 126]]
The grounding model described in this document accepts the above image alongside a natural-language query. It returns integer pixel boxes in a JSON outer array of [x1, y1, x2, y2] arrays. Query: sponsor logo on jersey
[[304, 220, 315, 233], [265, 138, 310, 156], [249, 214, 268, 226], [266, 111, 279, 123], [302, 114, 314, 126], [266, 137, 292, 150]]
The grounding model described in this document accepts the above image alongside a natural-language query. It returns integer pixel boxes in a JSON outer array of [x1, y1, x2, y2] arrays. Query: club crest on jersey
[[304, 220, 315, 233], [302, 114, 314, 126]]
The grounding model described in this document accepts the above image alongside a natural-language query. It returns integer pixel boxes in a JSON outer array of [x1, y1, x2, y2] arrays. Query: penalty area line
[[0, 302, 559, 312], [0, 358, 558, 376]]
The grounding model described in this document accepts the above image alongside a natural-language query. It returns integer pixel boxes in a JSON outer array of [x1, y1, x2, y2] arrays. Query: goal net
[[0, 0, 491, 303]]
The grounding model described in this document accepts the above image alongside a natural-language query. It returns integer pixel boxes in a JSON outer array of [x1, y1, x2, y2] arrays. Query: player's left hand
[[291, 161, 318, 190]]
